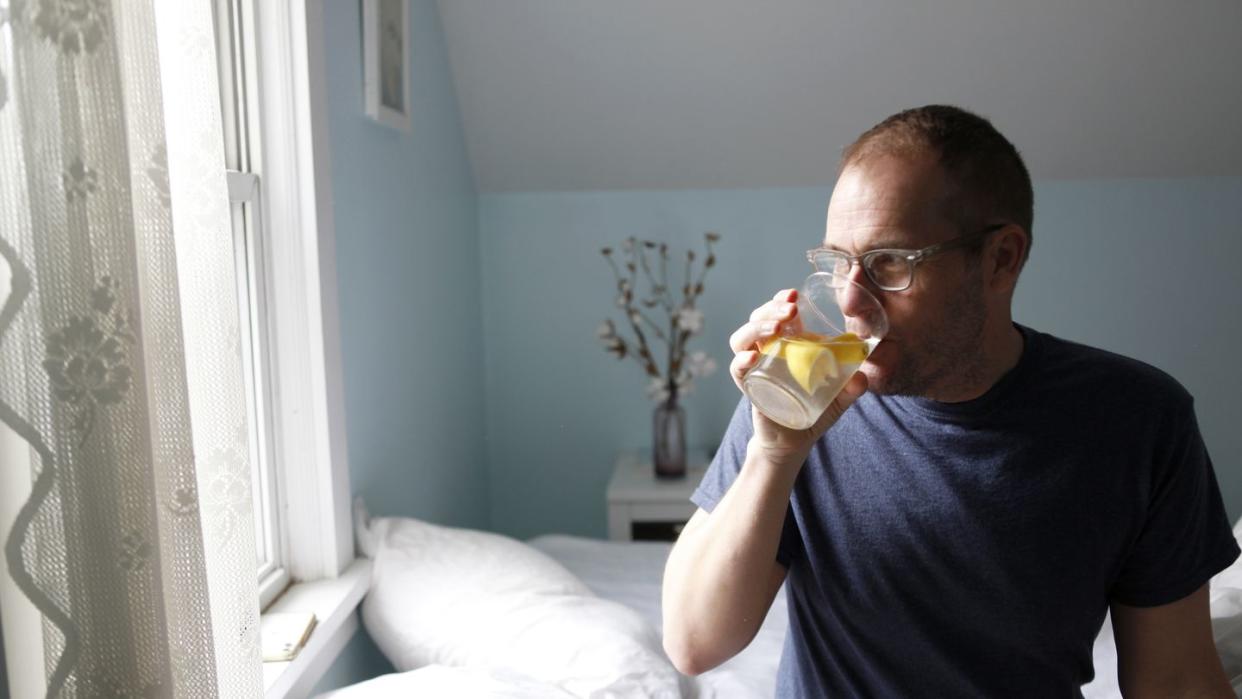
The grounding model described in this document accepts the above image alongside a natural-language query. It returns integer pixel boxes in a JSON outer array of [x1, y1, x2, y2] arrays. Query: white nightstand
[[606, 450, 710, 541]]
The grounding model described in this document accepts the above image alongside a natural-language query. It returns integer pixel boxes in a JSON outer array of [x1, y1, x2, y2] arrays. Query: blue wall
[[480, 179, 1242, 540], [312, 0, 482, 693], [326, 0, 486, 528]]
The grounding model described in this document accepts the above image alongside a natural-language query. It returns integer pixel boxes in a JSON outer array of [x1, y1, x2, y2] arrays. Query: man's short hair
[[841, 105, 1033, 264]]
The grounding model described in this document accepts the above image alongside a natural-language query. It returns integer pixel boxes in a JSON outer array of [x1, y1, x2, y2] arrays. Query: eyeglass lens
[[814, 251, 911, 291]]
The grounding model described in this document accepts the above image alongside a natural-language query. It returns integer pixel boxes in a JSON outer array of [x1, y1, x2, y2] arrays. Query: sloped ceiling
[[437, 1, 1242, 192]]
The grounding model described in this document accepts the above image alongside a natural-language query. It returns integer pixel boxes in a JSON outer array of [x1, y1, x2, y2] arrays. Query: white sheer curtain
[[0, 0, 262, 696]]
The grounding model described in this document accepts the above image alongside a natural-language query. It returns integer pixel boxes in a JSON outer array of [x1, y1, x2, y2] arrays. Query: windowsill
[[263, 558, 372, 699]]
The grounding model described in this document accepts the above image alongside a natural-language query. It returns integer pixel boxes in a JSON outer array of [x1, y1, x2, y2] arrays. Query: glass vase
[[653, 398, 687, 479]]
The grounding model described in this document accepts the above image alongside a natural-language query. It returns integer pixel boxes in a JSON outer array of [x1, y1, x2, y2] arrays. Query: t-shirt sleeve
[[691, 396, 803, 567], [1109, 402, 1241, 607], [690, 396, 752, 512]]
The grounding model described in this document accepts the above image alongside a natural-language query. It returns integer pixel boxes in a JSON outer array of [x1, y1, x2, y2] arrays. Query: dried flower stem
[[639, 313, 669, 342], [601, 239, 660, 376], [600, 232, 721, 394], [690, 238, 715, 303], [638, 245, 674, 312], [659, 244, 673, 308]]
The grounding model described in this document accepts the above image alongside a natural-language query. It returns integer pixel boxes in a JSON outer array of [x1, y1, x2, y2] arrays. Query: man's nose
[[843, 259, 869, 288], [837, 277, 872, 318], [835, 265, 884, 332]]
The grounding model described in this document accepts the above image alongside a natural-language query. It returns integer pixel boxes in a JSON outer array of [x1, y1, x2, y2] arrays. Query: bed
[[319, 511, 1242, 698]]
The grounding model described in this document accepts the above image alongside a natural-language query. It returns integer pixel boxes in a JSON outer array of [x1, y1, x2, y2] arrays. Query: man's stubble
[[870, 262, 988, 399]]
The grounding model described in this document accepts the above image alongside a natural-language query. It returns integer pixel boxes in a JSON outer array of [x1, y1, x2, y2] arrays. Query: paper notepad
[[260, 611, 318, 662]]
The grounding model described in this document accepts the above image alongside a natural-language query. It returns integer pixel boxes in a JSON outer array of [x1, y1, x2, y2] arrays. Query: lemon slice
[[758, 337, 784, 359], [785, 339, 838, 393], [828, 332, 870, 364]]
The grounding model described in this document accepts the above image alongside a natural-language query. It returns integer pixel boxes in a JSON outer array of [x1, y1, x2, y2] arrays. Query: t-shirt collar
[[884, 323, 1039, 421]]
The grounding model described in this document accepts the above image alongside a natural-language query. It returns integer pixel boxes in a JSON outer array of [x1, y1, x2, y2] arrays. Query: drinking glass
[[742, 271, 888, 430]]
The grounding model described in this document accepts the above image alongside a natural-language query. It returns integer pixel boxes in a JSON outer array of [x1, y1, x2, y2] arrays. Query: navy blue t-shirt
[[691, 324, 1239, 698]]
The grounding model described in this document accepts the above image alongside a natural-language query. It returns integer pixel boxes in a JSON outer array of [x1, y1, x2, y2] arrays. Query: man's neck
[[928, 321, 1025, 403]]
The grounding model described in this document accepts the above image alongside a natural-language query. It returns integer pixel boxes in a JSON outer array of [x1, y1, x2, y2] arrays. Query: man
[[662, 105, 1239, 697]]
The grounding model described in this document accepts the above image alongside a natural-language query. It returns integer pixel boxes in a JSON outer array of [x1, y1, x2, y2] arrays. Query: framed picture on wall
[[363, 0, 411, 131]]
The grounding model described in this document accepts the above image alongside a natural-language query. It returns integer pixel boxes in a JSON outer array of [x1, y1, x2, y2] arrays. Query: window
[[207, 0, 355, 616], [211, 0, 289, 610]]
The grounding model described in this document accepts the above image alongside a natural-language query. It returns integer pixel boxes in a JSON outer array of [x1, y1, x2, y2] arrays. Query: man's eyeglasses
[[806, 223, 1006, 292]]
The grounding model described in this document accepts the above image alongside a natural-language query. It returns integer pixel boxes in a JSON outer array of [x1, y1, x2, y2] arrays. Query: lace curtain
[[0, 0, 262, 696]]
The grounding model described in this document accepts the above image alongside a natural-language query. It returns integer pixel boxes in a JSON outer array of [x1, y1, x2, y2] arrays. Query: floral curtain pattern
[[0, 0, 262, 696]]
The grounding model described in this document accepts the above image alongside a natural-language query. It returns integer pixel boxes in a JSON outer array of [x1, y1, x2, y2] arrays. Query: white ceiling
[[436, 1, 1242, 192]]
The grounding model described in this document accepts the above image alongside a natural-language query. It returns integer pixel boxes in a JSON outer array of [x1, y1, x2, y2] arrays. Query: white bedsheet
[[528, 534, 788, 698], [319, 664, 578, 699]]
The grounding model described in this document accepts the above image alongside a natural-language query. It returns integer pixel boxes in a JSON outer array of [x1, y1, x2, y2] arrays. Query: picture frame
[[362, 0, 411, 131]]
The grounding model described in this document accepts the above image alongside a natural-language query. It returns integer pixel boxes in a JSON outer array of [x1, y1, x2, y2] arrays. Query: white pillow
[[315, 665, 576, 699], [359, 516, 691, 698], [1210, 527, 1242, 692], [1220, 516, 1242, 591]]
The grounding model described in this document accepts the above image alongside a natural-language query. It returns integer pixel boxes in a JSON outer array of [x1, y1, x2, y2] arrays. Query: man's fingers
[[730, 350, 761, 389], [735, 297, 798, 352], [727, 289, 802, 389], [729, 320, 781, 354], [748, 300, 797, 324]]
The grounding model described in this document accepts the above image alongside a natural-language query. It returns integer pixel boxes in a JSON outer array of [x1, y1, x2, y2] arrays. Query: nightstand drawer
[[606, 451, 707, 541], [631, 520, 688, 542], [630, 502, 696, 522]]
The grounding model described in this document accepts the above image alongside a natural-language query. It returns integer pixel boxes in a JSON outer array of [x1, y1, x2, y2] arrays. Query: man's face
[[823, 153, 990, 398]]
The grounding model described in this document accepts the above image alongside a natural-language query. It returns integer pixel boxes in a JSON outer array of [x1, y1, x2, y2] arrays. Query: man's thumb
[[811, 372, 869, 434]]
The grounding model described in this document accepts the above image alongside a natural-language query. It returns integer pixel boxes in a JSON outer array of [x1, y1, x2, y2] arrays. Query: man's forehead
[[823, 160, 953, 250], [822, 206, 923, 252]]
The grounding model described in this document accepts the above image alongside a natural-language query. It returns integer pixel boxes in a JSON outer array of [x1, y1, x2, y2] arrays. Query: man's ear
[[986, 224, 1028, 293]]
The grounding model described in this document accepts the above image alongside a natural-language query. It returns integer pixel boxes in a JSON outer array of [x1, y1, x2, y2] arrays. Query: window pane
[[229, 201, 270, 571], [214, 0, 281, 582]]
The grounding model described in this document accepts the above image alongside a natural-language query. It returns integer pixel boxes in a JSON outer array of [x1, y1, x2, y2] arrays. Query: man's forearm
[[661, 444, 801, 674]]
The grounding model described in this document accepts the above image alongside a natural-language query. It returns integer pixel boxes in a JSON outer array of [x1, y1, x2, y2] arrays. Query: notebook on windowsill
[[260, 611, 318, 663]]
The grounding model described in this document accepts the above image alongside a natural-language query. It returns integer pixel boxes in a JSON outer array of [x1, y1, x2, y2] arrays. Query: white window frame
[[214, 0, 290, 610], [233, 0, 367, 692], [227, 168, 291, 609], [250, 0, 351, 581], [247, 2, 369, 690], [214, 0, 354, 594], [251, 0, 353, 585]]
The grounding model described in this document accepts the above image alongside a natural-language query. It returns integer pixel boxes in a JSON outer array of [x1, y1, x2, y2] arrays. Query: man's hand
[[728, 288, 869, 471], [1111, 583, 1235, 698]]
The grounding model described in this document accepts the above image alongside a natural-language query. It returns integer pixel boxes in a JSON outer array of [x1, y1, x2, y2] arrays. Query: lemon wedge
[[785, 339, 838, 393], [758, 332, 870, 393], [828, 332, 869, 364], [758, 337, 784, 359]]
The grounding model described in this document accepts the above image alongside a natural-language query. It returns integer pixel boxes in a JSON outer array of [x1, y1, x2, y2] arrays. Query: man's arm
[[1111, 583, 1234, 698], [661, 287, 867, 675], [661, 452, 793, 676]]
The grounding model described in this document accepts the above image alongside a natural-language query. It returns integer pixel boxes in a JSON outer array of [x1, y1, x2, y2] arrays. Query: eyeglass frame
[[805, 223, 1008, 292]]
